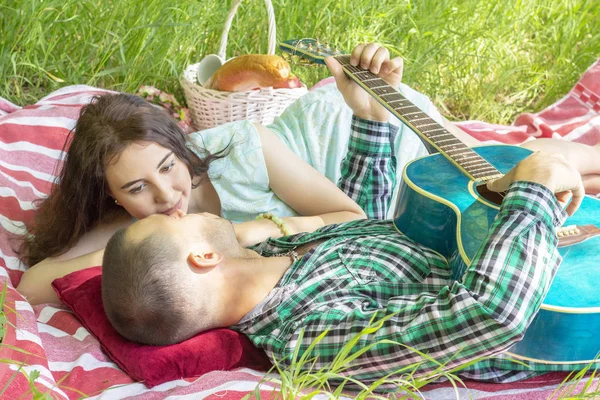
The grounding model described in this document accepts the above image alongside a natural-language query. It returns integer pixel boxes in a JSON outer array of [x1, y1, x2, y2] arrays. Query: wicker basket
[[181, 0, 308, 131]]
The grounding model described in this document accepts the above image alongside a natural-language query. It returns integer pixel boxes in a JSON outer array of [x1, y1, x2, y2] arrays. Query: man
[[102, 150, 584, 384], [102, 44, 589, 386]]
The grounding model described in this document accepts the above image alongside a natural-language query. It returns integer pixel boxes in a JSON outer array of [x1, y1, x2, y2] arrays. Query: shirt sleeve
[[337, 116, 397, 219], [277, 181, 567, 384]]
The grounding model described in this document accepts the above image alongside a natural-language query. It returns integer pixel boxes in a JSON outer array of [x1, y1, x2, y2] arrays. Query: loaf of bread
[[205, 54, 301, 91]]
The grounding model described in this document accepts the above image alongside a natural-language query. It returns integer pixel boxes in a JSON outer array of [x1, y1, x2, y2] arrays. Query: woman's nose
[[154, 182, 174, 204]]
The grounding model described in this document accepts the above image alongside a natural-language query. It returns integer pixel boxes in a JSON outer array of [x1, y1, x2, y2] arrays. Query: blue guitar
[[280, 39, 600, 364]]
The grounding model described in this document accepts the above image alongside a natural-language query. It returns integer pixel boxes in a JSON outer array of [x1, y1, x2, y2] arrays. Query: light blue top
[[186, 83, 444, 223]]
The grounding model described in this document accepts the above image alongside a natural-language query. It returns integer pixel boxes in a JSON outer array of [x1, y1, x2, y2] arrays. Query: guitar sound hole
[[475, 184, 506, 206]]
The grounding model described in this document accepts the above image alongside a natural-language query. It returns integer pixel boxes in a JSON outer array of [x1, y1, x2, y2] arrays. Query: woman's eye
[[129, 184, 146, 194], [161, 161, 175, 173]]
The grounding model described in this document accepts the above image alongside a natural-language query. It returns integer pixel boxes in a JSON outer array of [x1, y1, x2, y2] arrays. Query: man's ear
[[187, 251, 224, 270]]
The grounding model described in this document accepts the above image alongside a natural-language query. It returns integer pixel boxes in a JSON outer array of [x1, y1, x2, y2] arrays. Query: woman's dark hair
[[19, 93, 225, 267]]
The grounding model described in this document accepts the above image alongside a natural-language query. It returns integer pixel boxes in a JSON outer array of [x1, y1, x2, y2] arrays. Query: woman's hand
[[234, 216, 325, 248], [324, 43, 404, 122]]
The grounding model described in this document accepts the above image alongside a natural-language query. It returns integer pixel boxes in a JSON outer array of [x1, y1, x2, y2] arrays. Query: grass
[[242, 313, 493, 399], [240, 313, 597, 399], [1, 0, 599, 123]]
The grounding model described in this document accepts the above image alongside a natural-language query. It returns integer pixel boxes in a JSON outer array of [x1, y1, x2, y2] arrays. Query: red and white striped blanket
[[1, 59, 599, 398]]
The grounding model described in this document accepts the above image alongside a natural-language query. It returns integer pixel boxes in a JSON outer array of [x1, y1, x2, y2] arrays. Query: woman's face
[[105, 141, 193, 220]]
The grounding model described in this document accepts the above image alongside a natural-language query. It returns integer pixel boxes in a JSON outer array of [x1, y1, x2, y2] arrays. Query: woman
[[16, 44, 405, 304], [17, 43, 600, 304]]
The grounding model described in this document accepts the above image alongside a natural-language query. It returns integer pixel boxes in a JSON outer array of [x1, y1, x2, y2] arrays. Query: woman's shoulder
[[186, 121, 268, 182], [187, 120, 261, 155]]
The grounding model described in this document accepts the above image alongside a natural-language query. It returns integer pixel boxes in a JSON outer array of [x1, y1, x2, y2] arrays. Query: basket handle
[[217, 0, 277, 59]]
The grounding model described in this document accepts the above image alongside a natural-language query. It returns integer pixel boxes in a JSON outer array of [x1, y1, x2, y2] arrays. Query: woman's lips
[[161, 198, 183, 215]]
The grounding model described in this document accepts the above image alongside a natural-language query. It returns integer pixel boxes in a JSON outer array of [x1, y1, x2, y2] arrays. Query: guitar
[[280, 38, 600, 365]]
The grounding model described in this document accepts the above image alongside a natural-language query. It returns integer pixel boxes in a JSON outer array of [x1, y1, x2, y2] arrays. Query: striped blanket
[[1, 58, 599, 398]]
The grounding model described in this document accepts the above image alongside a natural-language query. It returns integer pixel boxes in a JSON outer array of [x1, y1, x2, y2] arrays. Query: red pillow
[[52, 266, 271, 388]]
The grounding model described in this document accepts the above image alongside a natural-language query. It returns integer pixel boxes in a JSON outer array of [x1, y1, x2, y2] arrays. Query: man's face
[[127, 209, 237, 252]]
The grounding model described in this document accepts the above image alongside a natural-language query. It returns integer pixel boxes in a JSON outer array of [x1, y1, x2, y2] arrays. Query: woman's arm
[[232, 122, 366, 246], [255, 123, 367, 224], [18, 249, 105, 305], [17, 216, 132, 305]]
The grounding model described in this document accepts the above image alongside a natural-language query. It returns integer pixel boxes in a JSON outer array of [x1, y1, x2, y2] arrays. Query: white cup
[[196, 54, 225, 86]]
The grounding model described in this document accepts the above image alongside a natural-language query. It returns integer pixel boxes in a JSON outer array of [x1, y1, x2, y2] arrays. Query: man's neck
[[222, 251, 294, 326]]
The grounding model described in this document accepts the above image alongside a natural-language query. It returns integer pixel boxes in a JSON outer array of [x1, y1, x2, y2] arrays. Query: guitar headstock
[[279, 39, 345, 66]]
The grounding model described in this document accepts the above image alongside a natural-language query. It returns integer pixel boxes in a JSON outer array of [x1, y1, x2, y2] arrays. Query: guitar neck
[[334, 55, 501, 182]]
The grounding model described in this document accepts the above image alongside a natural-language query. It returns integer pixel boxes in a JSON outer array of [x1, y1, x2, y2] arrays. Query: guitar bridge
[[557, 224, 600, 247]]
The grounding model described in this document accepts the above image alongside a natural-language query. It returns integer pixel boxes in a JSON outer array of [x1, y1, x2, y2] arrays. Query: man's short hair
[[102, 228, 201, 345]]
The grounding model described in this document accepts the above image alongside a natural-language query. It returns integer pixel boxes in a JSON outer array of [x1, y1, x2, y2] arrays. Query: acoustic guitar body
[[394, 145, 600, 364]]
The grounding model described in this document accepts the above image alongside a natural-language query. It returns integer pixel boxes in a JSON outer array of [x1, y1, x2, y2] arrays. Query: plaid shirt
[[337, 116, 397, 219], [234, 118, 576, 384]]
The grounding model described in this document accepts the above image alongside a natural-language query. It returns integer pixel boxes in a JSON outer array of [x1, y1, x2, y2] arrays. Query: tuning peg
[[297, 41, 306, 48], [315, 39, 321, 48], [307, 43, 314, 52]]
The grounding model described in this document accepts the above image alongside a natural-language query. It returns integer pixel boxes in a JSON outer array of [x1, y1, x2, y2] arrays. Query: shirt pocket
[[337, 240, 431, 285]]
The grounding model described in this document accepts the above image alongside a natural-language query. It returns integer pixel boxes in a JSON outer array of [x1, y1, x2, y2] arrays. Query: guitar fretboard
[[335, 55, 501, 181]]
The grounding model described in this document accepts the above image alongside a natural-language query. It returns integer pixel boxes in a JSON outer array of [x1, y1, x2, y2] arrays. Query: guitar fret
[[388, 99, 410, 105], [396, 107, 422, 115], [441, 147, 471, 155], [399, 110, 423, 115], [463, 156, 488, 163], [436, 138, 462, 145], [446, 148, 473, 156], [440, 142, 468, 149], [439, 143, 467, 151], [428, 132, 455, 140], [459, 159, 486, 167], [409, 116, 436, 123], [447, 152, 476, 160], [449, 156, 474, 163], [469, 165, 497, 173], [373, 87, 397, 95], [420, 125, 450, 135], [471, 172, 496, 179], [422, 127, 449, 137], [412, 122, 442, 130], [471, 166, 498, 177], [467, 165, 498, 173]]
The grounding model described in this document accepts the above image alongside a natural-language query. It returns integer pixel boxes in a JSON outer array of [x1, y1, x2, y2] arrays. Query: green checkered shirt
[[337, 116, 397, 220], [234, 117, 582, 385]]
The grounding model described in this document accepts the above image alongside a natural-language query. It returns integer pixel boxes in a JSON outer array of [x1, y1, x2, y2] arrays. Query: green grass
[[243, 313, 493, 399], [241, 313, 597, 399], [1, 0, 598, 123]]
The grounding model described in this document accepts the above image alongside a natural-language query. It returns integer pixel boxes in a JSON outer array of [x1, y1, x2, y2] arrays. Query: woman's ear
[[187, 251, 223, 269]]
